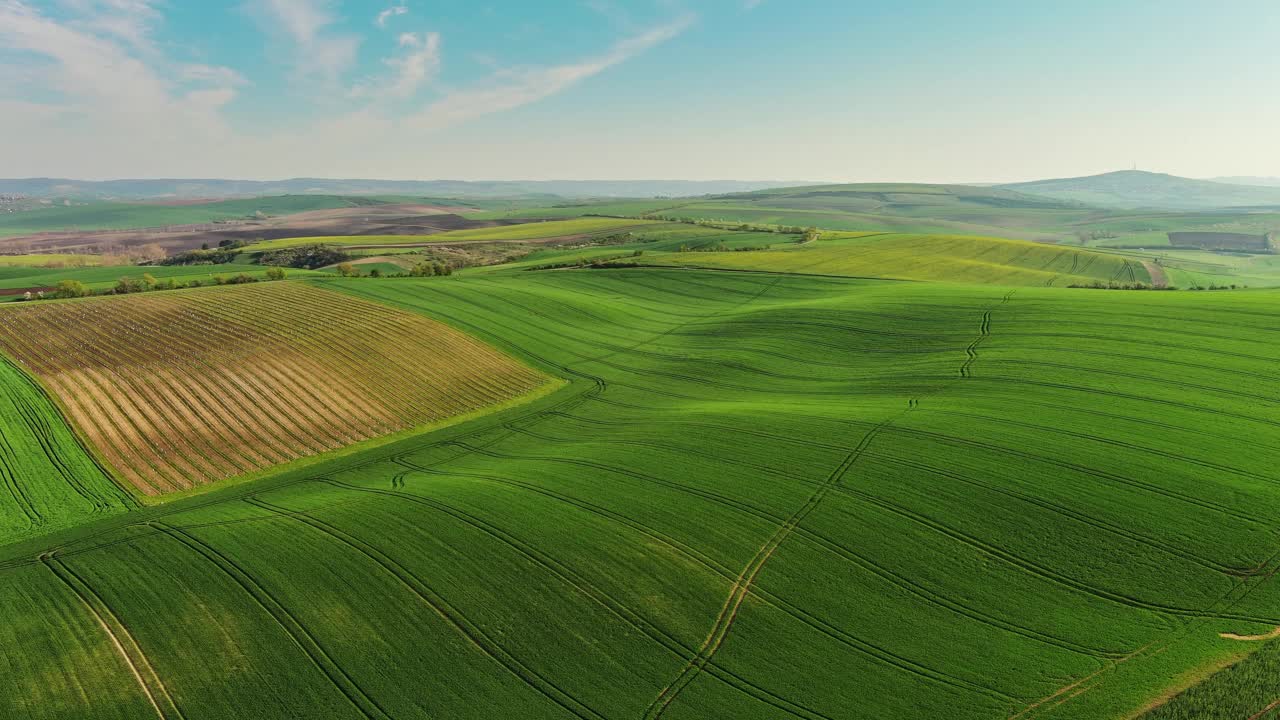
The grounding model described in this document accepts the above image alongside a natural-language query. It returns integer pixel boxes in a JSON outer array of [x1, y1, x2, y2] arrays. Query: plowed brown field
[[0, 282, 548, 495]]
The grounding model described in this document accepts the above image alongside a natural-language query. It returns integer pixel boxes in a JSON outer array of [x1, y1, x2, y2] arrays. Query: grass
[[1, 268, 1280, 717], [648, 232, 1149, 286], [481, 185, 1280, 249], [1140, 635, 1280, 719], [0, 282, 550, 495], [0, 195, 368, 237], [0, 263, 328, 301], [0, 353, 135, 547], [248, 217, 670, 252], [0, 254, 105, 267]]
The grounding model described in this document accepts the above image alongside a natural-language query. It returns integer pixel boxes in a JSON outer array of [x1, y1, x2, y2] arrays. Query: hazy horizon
[[3, 0, 1277, 182]]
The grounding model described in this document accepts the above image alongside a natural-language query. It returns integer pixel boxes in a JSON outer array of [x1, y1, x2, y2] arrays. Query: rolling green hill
[[1, 268, 1280, 718], [650, 232, 1149, 286], [474, 183, 1280, 249]]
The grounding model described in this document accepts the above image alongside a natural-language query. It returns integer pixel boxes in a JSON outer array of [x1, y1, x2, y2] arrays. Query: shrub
[[114, 276, 146, 294], [53, 280, 89, 299]]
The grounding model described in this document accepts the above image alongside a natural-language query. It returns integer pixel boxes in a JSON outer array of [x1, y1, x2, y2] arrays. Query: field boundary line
[[40, 553, 185, 720], [243, 496, 610, 720], [642, 422, 888, 719], [150, 521, 394, 720]]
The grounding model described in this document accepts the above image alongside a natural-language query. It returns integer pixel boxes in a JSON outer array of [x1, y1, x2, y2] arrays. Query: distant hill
[[998, 170, 1280, 209], [716, 182, 1087, 208], [1212, 176, 1280, 187], [0, 178, 814, 201]]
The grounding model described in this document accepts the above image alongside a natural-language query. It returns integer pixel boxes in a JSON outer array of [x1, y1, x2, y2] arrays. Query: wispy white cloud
[[375, 3, 407, 28], [411, 15, 694, 130], [181, 63, 249, 87], [0, 0, 242, 168], [249, 0, 360, 86], [58, 0, 163, 53], [351, 30, 440, 100]]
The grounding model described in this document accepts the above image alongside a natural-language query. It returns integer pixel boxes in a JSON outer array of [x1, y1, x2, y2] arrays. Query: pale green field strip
[[650, 232, 1148, 286], [1, 271, 1279, 718], [250, 217, 669, 251], [0, 254, 106, 267]]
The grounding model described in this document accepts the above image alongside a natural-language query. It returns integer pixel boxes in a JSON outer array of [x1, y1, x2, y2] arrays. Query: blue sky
[[1, 0, 1277, 182]]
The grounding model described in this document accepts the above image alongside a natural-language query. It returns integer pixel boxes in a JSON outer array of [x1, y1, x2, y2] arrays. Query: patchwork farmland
[[1, 262, 1279, 718], [5, 0, 1276, 714]]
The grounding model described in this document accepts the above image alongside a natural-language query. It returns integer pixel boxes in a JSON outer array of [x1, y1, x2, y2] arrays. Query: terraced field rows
[[2, 270, 1279, 718], [0, 282, 549, 495]]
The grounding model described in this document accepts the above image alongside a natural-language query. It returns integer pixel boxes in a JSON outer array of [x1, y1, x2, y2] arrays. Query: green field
[[649, 232, 1149, 286], [0, 263, 326, 300], [473, 184, 1280, 250], [1, 264, 1280, 717], [0, 196, 373, 237], [0, 354, 136, 546], [249, 217, 670, 252], [0, 254, 105, 267]]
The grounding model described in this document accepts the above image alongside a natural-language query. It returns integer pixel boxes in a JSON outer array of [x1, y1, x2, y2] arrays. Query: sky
[[1, 0, 1277, 183]]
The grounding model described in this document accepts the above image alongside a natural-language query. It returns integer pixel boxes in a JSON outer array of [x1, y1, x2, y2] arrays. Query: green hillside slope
[[1, 270, 1279, 718], [0, 355, 135, 545], [652, 232, 1149, 286]]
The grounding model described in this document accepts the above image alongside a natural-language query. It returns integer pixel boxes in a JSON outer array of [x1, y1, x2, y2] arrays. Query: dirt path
[[1142, 260, 1169, 288], [1221, 626, 1280, 641]]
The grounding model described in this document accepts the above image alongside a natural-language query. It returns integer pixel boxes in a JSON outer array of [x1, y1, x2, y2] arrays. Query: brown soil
[[1221, 626, 1280, 641], [0, 283, 548, 495], [1142, 261, 1169, 288], [0, 205, 529, 256]]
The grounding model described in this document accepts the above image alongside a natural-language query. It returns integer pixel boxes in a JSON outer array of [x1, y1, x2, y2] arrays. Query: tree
[[432, 262, 451, 276], [409, 262, 435, 277], [265, 267, 286, 281], [336, 263, 360, 278], [259, 244, 351, 270], [368, 268, 383, 278], [53, 280, 89, 299], [114, 276, 145, 294]]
